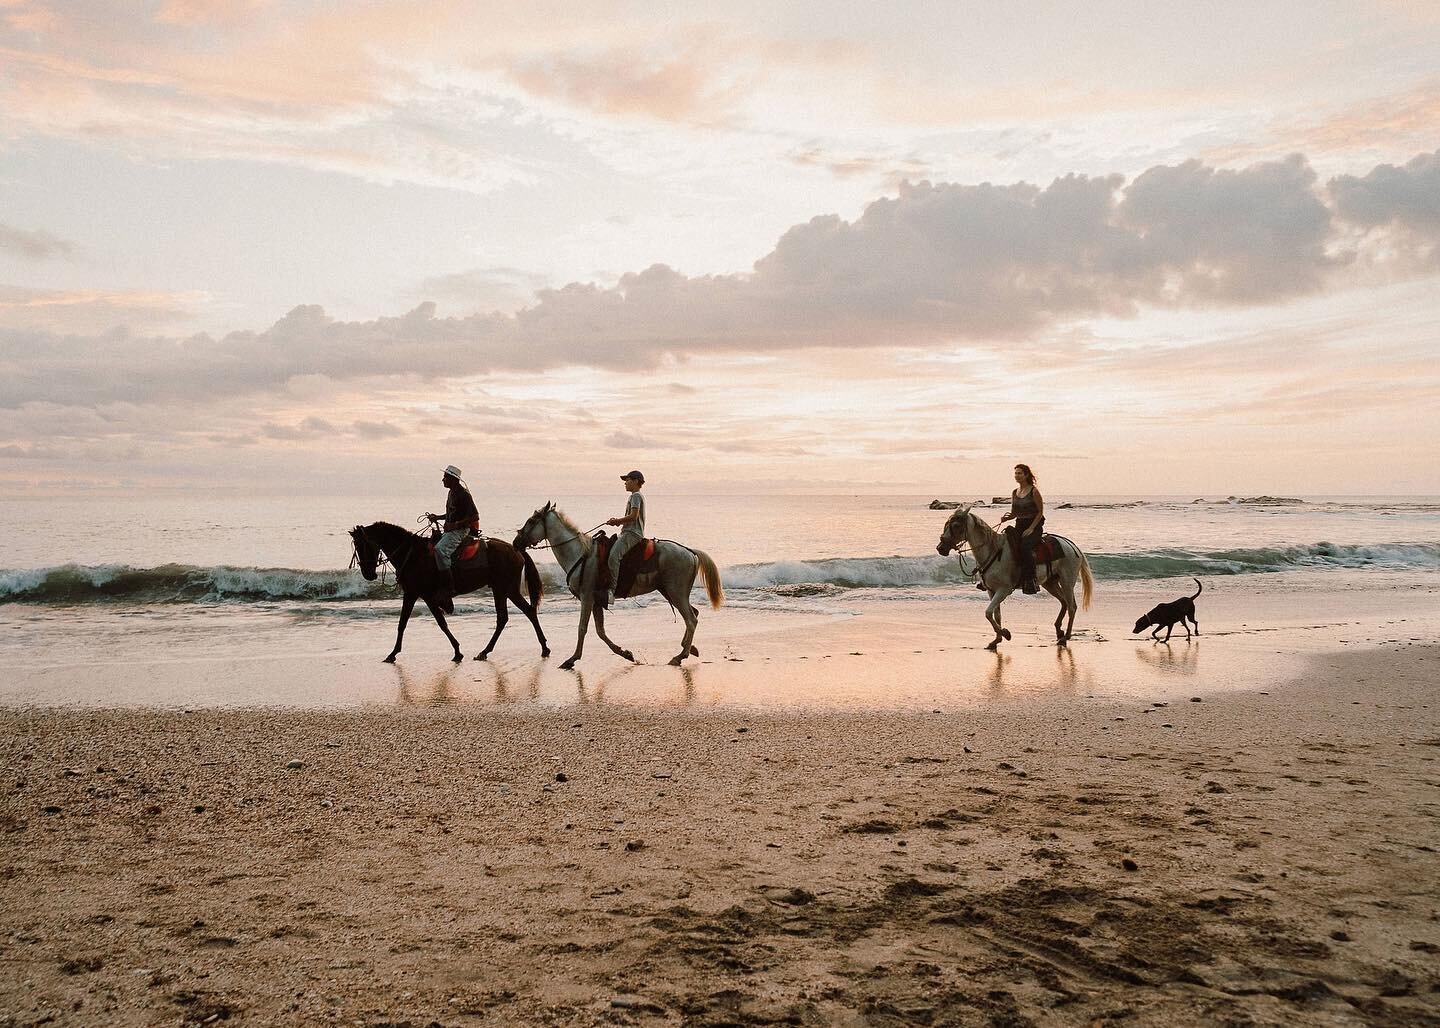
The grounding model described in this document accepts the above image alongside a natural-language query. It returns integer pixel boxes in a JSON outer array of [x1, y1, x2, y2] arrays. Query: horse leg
[[1042, 578, 1068, 645], [560, 593, 592, 671], [384, 592, 417, 663], [422, 596, 464, 662], [689, 605, 700, 656], [984, 588, 1015, 650], [661, 578, 699, 666], [591, 605, 635, 662], [474, 584, 508, 661], [509, 585, 549, 657]]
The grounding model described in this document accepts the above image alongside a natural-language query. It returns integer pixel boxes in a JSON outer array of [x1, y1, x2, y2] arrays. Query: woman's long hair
[[1014, 463, 1036, 488]]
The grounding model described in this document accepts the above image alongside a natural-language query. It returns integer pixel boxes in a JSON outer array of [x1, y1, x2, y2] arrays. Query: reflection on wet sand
[[985, 652, 1013, 697], [393, 662, 460, 705], [1134, 640, 1200, 675]]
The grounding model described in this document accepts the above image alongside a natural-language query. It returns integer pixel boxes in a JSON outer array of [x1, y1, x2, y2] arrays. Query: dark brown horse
[[349, 521, 548, 663]]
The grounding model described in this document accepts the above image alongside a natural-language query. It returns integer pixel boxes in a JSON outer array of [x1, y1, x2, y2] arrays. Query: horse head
[[935, 506, 973, 556], [350, 524, 381, 581], [514, 501, 554, 551]]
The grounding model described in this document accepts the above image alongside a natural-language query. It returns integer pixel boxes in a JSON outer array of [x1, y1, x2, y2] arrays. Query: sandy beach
[[3, 643, 1437, 1027]]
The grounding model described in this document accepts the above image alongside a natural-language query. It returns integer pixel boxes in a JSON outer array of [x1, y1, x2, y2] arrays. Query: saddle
[[428, 533, 488, 569], [1003, 528, 1061, 565], [595, 533, 658, 599]]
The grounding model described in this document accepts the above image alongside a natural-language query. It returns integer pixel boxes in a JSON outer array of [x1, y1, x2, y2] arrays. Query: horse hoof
[[541, 647, 551, 658], [473, 652, 488, 661], [669, 656, 684, 667], [621, 650, 635, 662], [452, 654, 464, 664], [985, 642, 999, 652], [560, 659, 576, 671], [690, 646, 700, 656], [383, 654, 398, 663], [1001, 629, 1012, 641]]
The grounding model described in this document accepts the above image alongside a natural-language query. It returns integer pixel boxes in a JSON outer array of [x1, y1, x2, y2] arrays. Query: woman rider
[[998, 463, 1044, 594]]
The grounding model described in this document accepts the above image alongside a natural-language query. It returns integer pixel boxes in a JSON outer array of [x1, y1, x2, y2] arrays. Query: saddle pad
[[457, 536, 486, 565], [1035, 536, 1061, 564]]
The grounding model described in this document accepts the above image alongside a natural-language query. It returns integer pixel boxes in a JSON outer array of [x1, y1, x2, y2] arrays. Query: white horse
[[514, 503, 724, 669], [935, 506, 1094, 650]]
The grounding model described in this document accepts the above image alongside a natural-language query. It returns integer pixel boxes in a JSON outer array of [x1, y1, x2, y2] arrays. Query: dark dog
[[1133, 578, 1202, 641]]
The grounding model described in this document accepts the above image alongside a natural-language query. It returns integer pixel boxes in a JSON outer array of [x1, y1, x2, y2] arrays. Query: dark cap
[[621, 470, 645, 484]]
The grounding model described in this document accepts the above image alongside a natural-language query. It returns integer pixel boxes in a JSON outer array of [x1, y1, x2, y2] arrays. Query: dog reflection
[[1134, 641, 1199, 675]]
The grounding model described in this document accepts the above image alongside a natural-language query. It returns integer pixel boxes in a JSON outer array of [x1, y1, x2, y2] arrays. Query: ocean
[[2, 493, 1437, 709]]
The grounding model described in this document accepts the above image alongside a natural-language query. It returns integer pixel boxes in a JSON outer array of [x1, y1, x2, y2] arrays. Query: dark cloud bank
[[2, 150, 1437, 410]]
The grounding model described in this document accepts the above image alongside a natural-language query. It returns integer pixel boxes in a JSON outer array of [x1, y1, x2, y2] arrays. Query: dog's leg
[[1192, 615, 1200, 636], [1162, 623, 1174, 642]]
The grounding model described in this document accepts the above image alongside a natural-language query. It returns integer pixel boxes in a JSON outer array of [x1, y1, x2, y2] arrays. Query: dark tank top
[[1011, 489, 1039, 523]]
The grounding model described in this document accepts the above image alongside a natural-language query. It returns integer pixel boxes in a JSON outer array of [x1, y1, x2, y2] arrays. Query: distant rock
[[1236, 495, 1304, 505], [1056, 502, 1073, 509], [991, 496, 1009, 505], [928, 499, 963, 510]]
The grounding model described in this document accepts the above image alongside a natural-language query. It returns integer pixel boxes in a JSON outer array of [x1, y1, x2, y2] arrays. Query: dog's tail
[[1079, 551, 1094, 611], [1191, 577, 1202, 600]]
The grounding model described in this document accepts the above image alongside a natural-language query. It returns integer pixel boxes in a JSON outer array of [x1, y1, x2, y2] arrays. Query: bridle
[[944, 512, 1003, 586], [350, 525, 423, 587], [519, 508, 606, 591]]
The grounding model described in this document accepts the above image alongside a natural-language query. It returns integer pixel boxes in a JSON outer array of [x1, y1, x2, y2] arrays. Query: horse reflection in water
[[984, 647, 1090, 699], [1134, 640, 1200, 675], [393, 662, 460, 705]]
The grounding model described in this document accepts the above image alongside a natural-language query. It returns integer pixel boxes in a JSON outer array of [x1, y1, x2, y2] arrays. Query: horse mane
[[963, 510, 999, 542], [363, 521, 424, 549], [549, 507, 593, 552]]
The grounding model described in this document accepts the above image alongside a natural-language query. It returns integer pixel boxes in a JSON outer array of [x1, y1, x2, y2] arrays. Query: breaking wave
[[2, 542, 1436, 605]]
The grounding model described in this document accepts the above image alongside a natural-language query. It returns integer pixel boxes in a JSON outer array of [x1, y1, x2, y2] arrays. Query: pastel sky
[[2, 0, 1438, 496]]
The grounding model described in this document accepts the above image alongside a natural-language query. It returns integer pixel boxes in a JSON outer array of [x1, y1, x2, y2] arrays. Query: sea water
[[1, 493, 1437, 708]]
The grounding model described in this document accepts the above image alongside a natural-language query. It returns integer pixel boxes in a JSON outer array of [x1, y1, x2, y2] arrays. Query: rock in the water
[[928, 499, 963, 510]]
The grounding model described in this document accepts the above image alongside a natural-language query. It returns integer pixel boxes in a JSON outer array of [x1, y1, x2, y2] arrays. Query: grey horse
[[515, 503, 723, 669], [936, 506, 1094, 649]]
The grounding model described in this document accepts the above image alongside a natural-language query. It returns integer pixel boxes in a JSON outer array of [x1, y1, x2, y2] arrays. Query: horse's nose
[[936, 544, 948, 556]]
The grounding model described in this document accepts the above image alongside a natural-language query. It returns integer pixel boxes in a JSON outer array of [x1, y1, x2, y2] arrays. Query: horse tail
[[1079, 550, 1094, 611], [523, 549, 543, 609], [694, 549, 724, 609]]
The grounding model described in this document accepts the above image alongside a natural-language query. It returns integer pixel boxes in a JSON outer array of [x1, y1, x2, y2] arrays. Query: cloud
[[1, 151, 1437, 412], [352, 419, 402, 439], [0, 285, 198, 333], [410, 266, 553, 314], [604, 429, 659, 449], [1328, 150, 1440, 265], [0, 222, 74, 260]]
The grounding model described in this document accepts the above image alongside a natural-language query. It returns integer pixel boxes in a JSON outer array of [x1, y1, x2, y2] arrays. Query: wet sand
[[3, 644, 1439, 1026]]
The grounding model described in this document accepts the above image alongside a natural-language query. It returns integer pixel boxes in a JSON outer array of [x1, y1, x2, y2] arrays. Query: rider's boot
[[1022, 564, 1040, 595], [439, 569, 457, 614]]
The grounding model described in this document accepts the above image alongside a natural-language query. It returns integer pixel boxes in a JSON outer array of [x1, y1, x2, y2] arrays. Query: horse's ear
[[959, 503, 973, 514]]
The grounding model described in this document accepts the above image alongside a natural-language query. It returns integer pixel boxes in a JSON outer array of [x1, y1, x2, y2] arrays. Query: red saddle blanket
[[428, 536, 486, 566]]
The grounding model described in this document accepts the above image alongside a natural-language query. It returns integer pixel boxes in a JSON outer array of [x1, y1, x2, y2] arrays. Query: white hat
[[443, 464, 463, 478]]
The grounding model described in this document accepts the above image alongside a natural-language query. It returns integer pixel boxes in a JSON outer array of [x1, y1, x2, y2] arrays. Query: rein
[[949, 515, 1004, 587]]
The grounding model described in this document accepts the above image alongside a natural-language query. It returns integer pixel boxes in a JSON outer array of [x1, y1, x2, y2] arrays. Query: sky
[[1, 0, 1438, 497]]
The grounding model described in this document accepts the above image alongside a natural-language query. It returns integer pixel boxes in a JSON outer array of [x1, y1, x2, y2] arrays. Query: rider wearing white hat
[[434, 465, 480, 599]]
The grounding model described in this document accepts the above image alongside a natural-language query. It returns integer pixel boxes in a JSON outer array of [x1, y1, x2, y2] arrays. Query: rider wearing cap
[[603, 470, 646, 605], [434, 464, 480, 599]]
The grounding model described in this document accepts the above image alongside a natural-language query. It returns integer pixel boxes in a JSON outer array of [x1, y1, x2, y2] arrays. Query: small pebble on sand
[[286, 760, 303, 770]]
